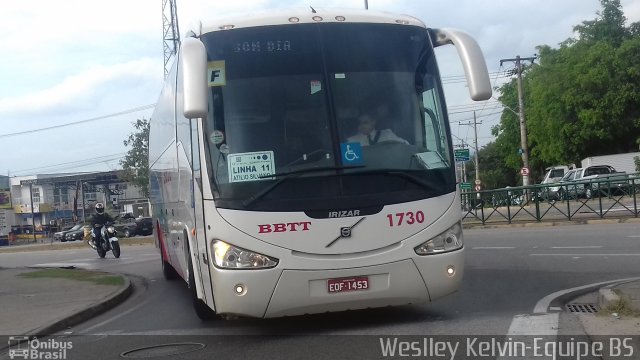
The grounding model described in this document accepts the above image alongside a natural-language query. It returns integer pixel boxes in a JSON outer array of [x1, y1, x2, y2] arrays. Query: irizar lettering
[[329, 210, 360, 218], [258, 222, 312, 233]]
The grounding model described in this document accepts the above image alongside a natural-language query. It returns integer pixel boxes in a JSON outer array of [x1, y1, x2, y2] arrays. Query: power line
[[450, 110, 504, 122], [11, 153, 126, 176], [0, 104, 155, 139], [448, 100, 501, 111], [442, 70, 507, 81], [448, 105, 504, 115]]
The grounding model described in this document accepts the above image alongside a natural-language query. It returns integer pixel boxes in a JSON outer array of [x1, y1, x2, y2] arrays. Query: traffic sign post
[[454, 148, 470, 162]]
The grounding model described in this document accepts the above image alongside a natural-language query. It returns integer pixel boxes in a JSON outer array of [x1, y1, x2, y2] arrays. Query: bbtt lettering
[[258, 222, 312, 233]]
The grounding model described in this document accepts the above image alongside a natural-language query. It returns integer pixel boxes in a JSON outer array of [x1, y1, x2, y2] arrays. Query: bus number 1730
[[386, 211, 425, 227]]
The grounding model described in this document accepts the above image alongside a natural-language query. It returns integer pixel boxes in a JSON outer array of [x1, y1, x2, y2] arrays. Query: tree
[[120, 119, 150, 198], [493, 0, 640, 176], [465, 142, 518, 189]]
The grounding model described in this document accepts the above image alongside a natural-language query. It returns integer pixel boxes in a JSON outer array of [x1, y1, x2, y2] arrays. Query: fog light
[[234, 284, 246, 295], [446, 265, 455, 277]]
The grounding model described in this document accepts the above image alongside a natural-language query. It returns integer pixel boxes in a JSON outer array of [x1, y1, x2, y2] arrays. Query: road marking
[[498, 314, 559, 360], [472, 246, 516, 250], [628, 235, 640, 238], [531, 253, 640, 256], [550, 246, 602, 249], [506, 313, 559, 335]]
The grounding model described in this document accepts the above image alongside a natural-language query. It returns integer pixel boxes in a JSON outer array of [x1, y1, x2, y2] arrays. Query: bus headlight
[[212, 240, 278, 269], [414, 223, 463, 255]]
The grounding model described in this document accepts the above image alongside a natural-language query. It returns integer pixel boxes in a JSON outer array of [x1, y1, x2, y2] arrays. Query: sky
[[1, 0, 639, 177]]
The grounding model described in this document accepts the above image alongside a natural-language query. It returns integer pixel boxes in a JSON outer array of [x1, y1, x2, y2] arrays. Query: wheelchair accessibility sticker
[[340, 143, 363, 165]]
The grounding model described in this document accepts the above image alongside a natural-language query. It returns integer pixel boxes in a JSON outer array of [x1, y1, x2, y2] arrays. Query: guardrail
[[462, 173, 640, 225]]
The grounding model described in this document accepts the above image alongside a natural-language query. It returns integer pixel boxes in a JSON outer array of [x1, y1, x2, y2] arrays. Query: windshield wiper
[[242, 165, 365, 208], [344, 168, 441, 192]]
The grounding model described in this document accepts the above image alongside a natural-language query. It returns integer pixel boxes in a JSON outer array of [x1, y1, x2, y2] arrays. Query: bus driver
[[347, 107, 409, 146]]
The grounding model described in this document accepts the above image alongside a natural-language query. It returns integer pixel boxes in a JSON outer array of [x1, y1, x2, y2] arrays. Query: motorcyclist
[[89, 203, 115, 249]]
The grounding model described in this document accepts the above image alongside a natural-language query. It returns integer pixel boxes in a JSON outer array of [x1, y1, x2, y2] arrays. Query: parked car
[[548, 165, 628, 200], [114, 217, 138, 238], [54, 224, 83, 242], [541, 165, 570, 184], [65, 225, 88, 242], [491, 186, 524, 207], [135, 217, 153, 236]]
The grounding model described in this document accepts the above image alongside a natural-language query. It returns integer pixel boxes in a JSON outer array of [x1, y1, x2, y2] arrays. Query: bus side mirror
[[431, 28, 492, 101], [181, 37, 208, 119]]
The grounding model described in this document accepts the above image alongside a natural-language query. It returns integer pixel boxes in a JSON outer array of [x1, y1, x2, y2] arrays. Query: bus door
[[190, 119, 214, 305]]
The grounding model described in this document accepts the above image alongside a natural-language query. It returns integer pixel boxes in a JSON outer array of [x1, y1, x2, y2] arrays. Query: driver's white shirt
[[347, 129, 409, 146]]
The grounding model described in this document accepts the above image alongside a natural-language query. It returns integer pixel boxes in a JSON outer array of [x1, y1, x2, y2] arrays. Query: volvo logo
[[326, 218, 365, 248], [340, 227, 352, 238]]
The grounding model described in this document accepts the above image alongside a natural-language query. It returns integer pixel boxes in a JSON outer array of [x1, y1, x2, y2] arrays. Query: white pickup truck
[[549, 165, 628, 199]]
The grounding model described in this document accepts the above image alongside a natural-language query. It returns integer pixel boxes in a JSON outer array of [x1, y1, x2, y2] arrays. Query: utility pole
[[364, 0, 368, 9], [81, 181, 86, 224], [473, 111, 480, 189], [460, 111, 482, 192], [500, 55, 536, 186], [29, 183, 36, 243]]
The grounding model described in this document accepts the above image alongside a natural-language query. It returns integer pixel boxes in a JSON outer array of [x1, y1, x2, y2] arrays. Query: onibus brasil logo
[[8, 336, 72, 359]]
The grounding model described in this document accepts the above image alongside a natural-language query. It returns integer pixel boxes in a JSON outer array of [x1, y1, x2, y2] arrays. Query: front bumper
[[210, 249, 464, 318]]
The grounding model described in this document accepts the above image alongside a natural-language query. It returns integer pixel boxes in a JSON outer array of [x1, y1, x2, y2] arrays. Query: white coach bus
[[149, 8, 491, 319]]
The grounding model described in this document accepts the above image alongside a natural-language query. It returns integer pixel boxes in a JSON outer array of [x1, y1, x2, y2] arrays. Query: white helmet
[[95, 202, 105, 214]]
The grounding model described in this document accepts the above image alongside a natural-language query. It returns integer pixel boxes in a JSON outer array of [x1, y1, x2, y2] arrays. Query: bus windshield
[[201, 23, 455, 211]]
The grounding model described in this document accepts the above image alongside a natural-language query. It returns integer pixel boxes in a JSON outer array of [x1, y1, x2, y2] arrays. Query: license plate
[[327, 276, 369, 293]]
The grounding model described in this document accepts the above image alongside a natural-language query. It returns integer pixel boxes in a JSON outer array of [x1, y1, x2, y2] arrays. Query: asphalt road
[[1, 223, 639, 359]]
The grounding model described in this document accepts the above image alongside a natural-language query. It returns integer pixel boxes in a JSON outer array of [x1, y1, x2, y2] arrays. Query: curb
[[0, 237, 154, 253], [533, 277, 640, 314], [598, 288, 620, 310], [29, 275, 133, 336], [598, 280, 640, 312]]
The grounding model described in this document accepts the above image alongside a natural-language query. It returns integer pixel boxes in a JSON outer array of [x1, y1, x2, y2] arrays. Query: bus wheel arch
[[158, 221, 178, 280], [186, 231, 217, 320], [161, 243, 178, 280]]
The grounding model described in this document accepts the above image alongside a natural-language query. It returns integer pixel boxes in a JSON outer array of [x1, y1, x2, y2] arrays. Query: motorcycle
[[88, 222, 121, 258]]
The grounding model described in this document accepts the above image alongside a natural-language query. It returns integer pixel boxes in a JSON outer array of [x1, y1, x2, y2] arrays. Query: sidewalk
[[574, 279, 640, 336], [0, 267, 131, 337]]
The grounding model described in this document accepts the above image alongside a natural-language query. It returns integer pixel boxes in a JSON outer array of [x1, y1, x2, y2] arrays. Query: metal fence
[[461, 173, 640, 225]]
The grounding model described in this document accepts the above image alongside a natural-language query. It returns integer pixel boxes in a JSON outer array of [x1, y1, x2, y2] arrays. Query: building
[[6, 171, 148, 238]]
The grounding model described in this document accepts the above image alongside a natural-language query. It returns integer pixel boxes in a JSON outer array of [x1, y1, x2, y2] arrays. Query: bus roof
[[192, 8, 426, 36]]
